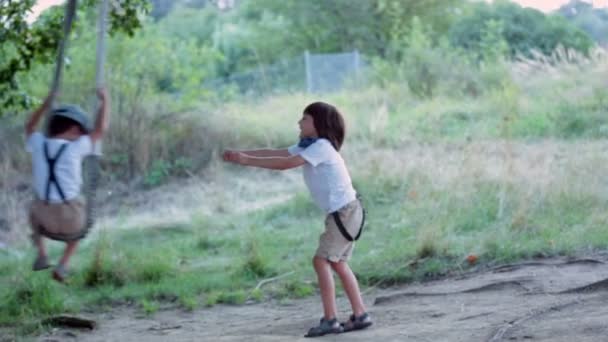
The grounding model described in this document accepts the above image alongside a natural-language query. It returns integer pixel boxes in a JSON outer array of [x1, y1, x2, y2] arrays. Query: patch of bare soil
[[30, 254, 608, 342]]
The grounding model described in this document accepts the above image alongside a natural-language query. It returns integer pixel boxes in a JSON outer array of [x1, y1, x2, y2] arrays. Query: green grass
[[3, 48, 608, 193], [2, 49, 608, 336], [1, 155, 607, 334]]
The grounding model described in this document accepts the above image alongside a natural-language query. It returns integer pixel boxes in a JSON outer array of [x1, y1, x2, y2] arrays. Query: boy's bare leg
[[313, 256, 338, 319], [52, 240, 78, 282], [58, 240, 79, 268], [331, 261, 366, 316], [33, 234, 48, 259], [31, 233, 51, 271]]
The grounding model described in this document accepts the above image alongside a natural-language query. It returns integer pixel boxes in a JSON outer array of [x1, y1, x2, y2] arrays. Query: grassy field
[[1, 48, 608, 335], [2, 139, 608, 335]]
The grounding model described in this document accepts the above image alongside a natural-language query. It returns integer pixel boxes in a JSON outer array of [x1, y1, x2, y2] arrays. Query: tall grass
[[1, 47, 606, 186], [2, 137, 607, 327], [1, 46, 607, 332]]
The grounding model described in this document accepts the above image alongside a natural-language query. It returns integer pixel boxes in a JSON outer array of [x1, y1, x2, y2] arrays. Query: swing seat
[[29, 198, 88, 242], [38, 225, 87, 242]]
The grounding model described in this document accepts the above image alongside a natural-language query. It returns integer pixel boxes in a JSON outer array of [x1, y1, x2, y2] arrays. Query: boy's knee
[[330, 260, 346, 272], [30, 232, 42, 245], [66, 240, 79, 248]]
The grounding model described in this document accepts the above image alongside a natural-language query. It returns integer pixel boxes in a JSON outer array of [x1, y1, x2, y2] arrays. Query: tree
[[236, 0, 379, 55], [0, 0, 150, 116], [448, 0, 594, 58], [376, 0, 460, 50], [148, 0, 217, 20], [558, 0, 593, 19], [235, 0, 460, 60], [558, 0, 608, 45]]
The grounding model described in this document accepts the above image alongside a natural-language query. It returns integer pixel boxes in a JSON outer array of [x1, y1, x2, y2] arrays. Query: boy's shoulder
[[311, 138, 338, 153], [313, 138, 333, 148], [26, 131, 45, 147], [27, 132, 92, 151], [305, 139, 339, 160], [28, 131, 45, 139]]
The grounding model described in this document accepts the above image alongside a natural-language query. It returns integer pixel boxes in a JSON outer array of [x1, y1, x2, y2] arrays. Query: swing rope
[[49, 0, 78, 99], [84, 0, 109, 231], [45, 0, 109, 238]]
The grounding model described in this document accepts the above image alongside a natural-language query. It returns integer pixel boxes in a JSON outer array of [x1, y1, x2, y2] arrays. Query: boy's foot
[[52, 264, 69, 283], [32, 255, 50, 271], [341, 312, 373, 332], [304, 317, 343, 338]]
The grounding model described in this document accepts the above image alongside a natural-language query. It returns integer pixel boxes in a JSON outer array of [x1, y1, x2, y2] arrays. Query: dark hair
[[48, 115, 86, 136], [303, 102, 345, 151]]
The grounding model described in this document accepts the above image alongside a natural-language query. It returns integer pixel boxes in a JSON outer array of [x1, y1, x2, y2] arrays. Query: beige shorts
[[316, 199, 364, 263], [29, 198, 86, 241]]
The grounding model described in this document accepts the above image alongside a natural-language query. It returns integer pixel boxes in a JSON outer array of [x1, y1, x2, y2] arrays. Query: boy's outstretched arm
[[228, 149, 290, 158], [90, 87, 109, 141], [25, 92, 55, 137], [223, 151, 305, 170]]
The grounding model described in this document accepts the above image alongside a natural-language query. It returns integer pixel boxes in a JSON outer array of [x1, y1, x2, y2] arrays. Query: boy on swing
[[25, 87, 109, 282]]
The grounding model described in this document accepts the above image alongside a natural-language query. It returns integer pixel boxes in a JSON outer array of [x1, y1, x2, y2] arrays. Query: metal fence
[[305, 50, 363, 93], [203, 50, 364, 98]]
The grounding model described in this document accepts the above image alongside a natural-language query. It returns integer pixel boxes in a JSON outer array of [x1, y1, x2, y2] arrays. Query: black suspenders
[[44, 141, 69, 203], [332, 199, 366, 242]]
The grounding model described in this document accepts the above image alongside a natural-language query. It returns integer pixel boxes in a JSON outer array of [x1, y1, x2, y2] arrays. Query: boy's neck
[[50, 131, 81, 141]]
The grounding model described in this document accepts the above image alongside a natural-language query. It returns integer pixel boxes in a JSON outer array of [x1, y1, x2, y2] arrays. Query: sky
[[28, 0, 64, 22], [28, 0, 608, 22], [513, 0, 607, 11]]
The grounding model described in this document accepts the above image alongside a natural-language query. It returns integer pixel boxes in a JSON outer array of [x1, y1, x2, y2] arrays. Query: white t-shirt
[[26, 132, 97, 203], [288, 138, 357, 213]]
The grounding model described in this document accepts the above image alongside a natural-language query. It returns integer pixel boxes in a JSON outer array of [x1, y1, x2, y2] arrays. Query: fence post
[[353, 49, 361, 85], [304, 50, 312, 93]]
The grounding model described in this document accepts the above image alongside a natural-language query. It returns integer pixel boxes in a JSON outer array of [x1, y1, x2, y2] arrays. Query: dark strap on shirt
[[332, 199, 366, 242], [44, 141, 69, 203]]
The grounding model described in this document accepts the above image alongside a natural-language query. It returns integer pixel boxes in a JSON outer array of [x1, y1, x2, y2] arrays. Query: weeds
[[1, 46, 607, 334], [2, 155, 607, 329]]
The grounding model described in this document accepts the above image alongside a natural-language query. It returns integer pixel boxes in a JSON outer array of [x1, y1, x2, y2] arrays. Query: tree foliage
[[0, 0, 599, 117], [558, 0, 608, 45], [235, 0, 460, 58], [0, 0, 150, 115], [449, 0, 594, 58]]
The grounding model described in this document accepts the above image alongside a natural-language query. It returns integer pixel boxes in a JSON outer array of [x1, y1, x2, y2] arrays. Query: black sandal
[[32, 255, 51, 271], [341, 312, 373, 332], [52, 264, 69, 283], [304, 317, 344, 338]]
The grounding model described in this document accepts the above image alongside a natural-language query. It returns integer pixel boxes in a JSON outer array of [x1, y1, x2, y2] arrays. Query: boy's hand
[[222, 150, 237, 162], [25, 90, 58, 135], [222, 150, 246, 164], [42, 90, 57, 109], [96, 87, 108, 103], [91, 86, 110, 141]]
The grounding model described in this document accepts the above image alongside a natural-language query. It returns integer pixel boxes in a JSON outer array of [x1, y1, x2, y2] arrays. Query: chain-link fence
[[204, 50, 364, 99], [305, 50, 363, 93]]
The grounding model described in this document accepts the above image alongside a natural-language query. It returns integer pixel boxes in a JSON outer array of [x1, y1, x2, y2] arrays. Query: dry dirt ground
[[29, 254, 608, 342]]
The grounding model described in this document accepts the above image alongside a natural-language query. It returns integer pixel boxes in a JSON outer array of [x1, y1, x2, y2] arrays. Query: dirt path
[[33, 254, 608, 342]]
